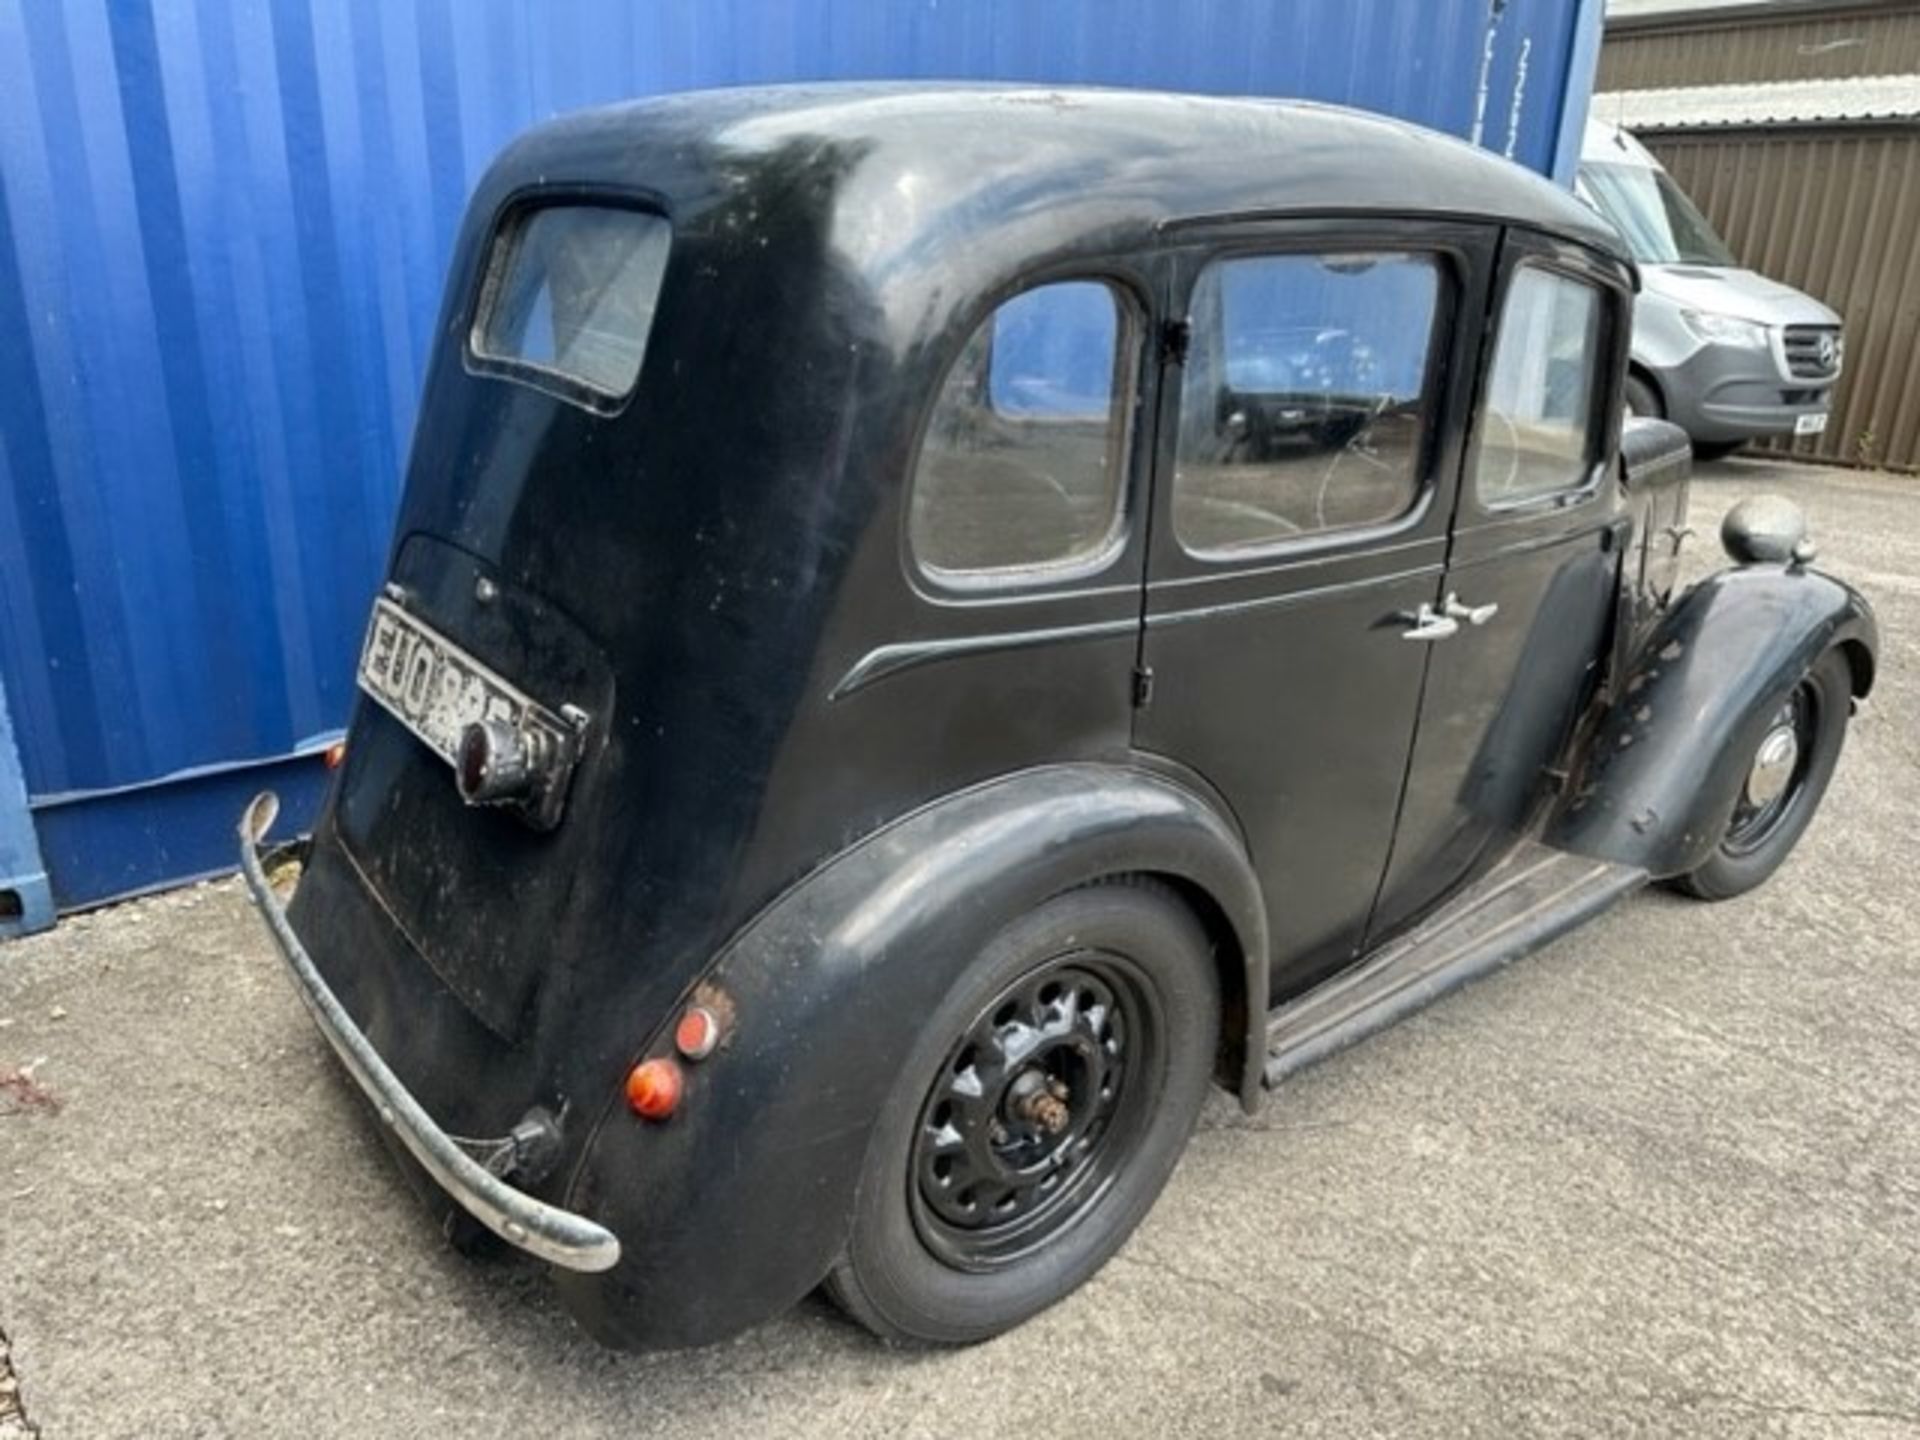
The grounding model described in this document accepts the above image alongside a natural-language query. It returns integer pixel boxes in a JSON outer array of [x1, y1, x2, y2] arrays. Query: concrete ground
[[2, 457, 1916, 1439]]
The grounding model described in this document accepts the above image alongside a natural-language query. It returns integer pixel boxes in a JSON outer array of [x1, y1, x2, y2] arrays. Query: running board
[[1264, 842, 1646, 1089]]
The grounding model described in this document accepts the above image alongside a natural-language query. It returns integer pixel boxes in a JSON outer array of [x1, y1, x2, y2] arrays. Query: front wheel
[[1623, 374, 1664, 420], [1670, 647, 1853, 900], [827, 881, 1218, 1345]]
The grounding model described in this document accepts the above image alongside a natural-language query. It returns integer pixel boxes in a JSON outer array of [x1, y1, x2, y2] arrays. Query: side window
[[1475, 267, 1604, 507], [909, 281, 1133, 581], [1173, 252, 1441, 556]]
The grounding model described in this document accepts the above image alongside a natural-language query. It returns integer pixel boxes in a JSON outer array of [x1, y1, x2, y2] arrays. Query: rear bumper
[[237, 791, 621, 1274]]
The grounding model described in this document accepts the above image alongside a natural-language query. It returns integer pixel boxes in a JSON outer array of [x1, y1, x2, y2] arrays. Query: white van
[[1578, 121, 1842, 458]]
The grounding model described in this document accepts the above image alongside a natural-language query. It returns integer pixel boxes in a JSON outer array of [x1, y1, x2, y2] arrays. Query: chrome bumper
[[238, 792, 621, 1274]]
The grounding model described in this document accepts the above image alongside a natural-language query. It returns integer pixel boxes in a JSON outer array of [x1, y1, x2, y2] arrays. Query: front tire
[[1692, 439, 1745, 462], [1671, 647, 1852, 900], [1623, 374, 1664, 421], [827, 881, 1218, 1345]]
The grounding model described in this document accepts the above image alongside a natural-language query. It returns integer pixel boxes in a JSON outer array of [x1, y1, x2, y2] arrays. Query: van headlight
[[1681, 310, 1770, 349]]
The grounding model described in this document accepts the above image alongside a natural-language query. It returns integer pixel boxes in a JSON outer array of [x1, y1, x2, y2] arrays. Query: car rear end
[[238, 98, 879, 1302]]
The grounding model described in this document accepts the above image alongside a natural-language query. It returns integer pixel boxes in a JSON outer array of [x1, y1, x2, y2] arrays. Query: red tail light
[[625, 1058, 683, 1120]]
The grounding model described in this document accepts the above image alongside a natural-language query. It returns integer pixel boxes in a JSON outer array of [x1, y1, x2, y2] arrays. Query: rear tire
[[827, 881, 1218, 1346], [1670, 648, 1852, 901], [1692, 439, 1745, 462]]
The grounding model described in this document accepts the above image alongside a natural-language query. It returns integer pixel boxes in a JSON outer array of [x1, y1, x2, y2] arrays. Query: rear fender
[[554, 762, 1265, 1349], [1548, 564, 1877, 877]]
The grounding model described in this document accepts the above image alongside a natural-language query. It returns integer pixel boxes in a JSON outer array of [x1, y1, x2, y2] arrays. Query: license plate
[[1795, 411, 1828, 437], [356, 598, 574, 773]]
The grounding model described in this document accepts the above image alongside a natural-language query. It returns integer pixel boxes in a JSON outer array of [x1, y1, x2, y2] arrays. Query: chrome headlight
[[1681, 309, 1770, 349]]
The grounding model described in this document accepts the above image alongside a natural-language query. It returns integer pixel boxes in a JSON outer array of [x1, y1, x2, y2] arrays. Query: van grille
[[1782, 325, 1842, 381]]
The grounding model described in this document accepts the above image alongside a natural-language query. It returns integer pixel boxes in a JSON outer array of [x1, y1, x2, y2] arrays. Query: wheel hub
[[1745, 722, 1800, 808], [910, 957, 1148, 1270], [1006, 1068, 1073, 1136], [1726, 685, 1816, 854]]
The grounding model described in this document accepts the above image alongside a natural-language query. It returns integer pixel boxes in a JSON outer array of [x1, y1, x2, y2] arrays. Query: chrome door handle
[[1443, 592, 1500, 627], [1401, 603, 1460, 641]]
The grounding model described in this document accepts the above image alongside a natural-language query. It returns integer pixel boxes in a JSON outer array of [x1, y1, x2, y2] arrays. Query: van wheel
[[1670, 648, 1851, 901], [1623, 374, 1663, 420], [1692, 440, 1744, 462], [827, 881, 1217, 1345]]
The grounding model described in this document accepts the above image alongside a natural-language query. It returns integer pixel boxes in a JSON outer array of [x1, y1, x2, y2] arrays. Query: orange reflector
[[323, 741, 347, 771], [675, 1005, 721, 1061], [625, 1058, 683, 1120]]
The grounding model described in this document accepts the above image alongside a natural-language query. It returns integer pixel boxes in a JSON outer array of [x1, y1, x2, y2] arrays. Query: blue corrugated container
[[0, 0, 1602, 928]]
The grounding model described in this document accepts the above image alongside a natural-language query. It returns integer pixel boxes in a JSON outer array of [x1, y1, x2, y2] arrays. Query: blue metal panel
[[0, 0, 1599, 914], [0, 677, 54, 936], [1552, 0, 1609, 185]]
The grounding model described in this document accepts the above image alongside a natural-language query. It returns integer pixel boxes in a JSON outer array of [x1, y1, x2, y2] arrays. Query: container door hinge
[[1132, 665, 1156, 708], [1159, 319, 1191, 366]]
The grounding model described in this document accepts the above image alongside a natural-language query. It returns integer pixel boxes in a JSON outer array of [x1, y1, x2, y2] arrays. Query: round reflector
[[675, 1006, 721, 1061], [625, 1058, 683, 1121]]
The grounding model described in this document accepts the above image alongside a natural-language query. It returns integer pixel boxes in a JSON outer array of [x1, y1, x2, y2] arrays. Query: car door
[[1134, 221, 1497, 1001], [1366, 230, 1634, 943]]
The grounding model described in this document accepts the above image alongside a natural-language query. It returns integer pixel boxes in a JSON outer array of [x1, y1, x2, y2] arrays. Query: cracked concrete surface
[[1, 458, 1916, 1438]]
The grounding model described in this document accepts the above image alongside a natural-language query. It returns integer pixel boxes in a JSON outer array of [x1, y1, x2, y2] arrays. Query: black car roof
[[492, 83, 1625, 262]]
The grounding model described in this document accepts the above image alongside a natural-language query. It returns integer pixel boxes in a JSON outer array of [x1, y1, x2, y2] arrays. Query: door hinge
[[1158, 319, 1191, 366], [1132, 665, 1156, 708]]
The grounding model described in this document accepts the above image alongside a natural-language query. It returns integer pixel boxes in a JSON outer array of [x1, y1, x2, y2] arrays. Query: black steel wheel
[[1672, 647, 1852, 901], [828, 881, 1218, 1345], [909, 956, 1158, 1271]]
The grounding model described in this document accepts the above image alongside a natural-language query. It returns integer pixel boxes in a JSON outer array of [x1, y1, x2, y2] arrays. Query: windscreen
[[471, 205, 671, 406], [1580, 161, 1736, 267]]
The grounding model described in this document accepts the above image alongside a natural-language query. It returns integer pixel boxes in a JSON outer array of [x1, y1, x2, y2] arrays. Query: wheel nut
[[1023, 1090, 1071, 1135]]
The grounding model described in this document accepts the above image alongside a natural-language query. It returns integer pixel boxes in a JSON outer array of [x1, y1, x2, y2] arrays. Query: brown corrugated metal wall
[[1601, 3, 1920, 91], [1642, 125, 1920, 468], [1601, 3, 1920, 469]]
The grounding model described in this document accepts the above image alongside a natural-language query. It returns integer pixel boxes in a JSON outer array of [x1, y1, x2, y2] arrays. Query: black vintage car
[[240, 85, 1878, 1350]]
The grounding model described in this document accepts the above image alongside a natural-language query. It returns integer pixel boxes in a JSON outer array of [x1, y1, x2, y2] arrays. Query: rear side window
[[1173, 253, 1442, 555], [1475, 267, 1604, 507], [471, 205, 672, 408], [910, 280, 1133, 581]]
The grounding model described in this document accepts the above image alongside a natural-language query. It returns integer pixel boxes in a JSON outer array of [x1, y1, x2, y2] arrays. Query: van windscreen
[[1580, 162, 1735, 268], [470, 205, 671, 407]]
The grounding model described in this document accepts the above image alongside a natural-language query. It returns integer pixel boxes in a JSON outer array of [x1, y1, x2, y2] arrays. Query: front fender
[[1548, 563, 1877, 877], [553, 762, 1265, 1349]]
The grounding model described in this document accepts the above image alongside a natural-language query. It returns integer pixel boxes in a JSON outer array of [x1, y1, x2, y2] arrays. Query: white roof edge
[[1593, 74, 1920, 131]]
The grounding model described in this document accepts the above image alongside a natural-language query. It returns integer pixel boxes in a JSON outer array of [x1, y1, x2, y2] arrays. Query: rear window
[[909, 280, 1134, 582], [470, 205, 671, 408]]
